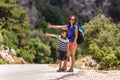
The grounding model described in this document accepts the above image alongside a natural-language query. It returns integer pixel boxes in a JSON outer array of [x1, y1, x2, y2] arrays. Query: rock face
[[16, 0, 38, 26], [62, 0, 110, 18], [0, 46, 26, 64], [16, 0, 110, 25]]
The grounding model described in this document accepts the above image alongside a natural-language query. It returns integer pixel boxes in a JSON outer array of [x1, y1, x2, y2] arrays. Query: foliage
[[29, 38, 52, 63], [84, 14, 117, 48], [0, 30, 3, 44], [84, 14, 120, 70], [34, 0, 50, 13], [1, 29, 18, 48], [43, 5, 66, 25], [115, 47, 120, 59], [0, 59, 6, 64], [71, 11, 90, 25], [100, 53, 119, 70], [109, 0, 120, 22], [50, 0, 69, 8], [49, 39, 58, 63], [34, 17, 48, 33], [0, 0, 54, 64], [95, 0, 105, 8]]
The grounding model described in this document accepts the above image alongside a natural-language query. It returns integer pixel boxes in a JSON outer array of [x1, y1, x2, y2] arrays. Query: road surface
[[0, 64, 120, 80], [0, 64, 79, 80]]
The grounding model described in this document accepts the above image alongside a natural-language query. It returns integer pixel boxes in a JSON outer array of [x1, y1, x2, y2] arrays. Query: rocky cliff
[[62, 0, 110, 18], [16, 0, 38, 26], [16, 0, 110, 25]]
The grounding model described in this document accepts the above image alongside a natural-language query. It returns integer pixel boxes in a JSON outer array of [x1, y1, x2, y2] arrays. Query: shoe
[[61, 68, 67, 72], [67, 68, 74, 72], [56, 68, 62, 72]]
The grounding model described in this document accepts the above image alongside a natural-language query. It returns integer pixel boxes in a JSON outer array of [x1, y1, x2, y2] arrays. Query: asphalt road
[[0, 64, 79, 80]]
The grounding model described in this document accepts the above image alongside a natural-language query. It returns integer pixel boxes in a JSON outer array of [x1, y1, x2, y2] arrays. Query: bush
[[115, 47, 120, 59], [1, 29, 18, 48], [29, 38, 52, 63], [100, 54, 118, 70], [0, 59, 6, 64], [84, 14, 120, 70]]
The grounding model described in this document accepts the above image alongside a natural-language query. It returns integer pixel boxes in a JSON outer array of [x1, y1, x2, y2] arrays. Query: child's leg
[[58, 50, 62, 69], [57, 60, 63, 72], [62, 52, 68, 69], [62, 60, 68, 69], [58, 60, 62, 69]]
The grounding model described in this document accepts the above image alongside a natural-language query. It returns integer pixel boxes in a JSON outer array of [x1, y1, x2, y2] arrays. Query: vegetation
[[83, 14, 120, 70], [109, 0, 120, 22], [0, 0, 120, 70], [0, 0, 52, 63]]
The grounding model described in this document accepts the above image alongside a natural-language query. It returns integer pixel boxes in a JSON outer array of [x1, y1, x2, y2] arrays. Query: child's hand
[[47, 23, 52, 28], [45, 33, 49, 36]]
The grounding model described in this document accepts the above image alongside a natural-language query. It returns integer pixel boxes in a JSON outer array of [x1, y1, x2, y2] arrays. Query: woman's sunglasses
[[70, 19, 75, 21]]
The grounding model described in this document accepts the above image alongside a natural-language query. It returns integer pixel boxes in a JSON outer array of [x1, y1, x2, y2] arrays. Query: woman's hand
[[47, 23, 52, 28], [73, 41, 77, 47]]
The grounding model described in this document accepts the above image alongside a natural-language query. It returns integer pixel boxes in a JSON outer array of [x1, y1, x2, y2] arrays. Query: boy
[[45, 29, 69, 72]]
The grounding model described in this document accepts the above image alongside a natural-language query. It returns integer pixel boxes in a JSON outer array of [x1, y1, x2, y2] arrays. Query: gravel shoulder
[[60, 70, 120, 80]]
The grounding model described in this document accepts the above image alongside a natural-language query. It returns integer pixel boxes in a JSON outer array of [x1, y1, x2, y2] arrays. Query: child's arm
[[45, 33, 57, 39]]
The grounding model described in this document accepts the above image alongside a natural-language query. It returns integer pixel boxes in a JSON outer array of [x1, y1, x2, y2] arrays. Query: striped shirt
[[57, 35, 69, 52]]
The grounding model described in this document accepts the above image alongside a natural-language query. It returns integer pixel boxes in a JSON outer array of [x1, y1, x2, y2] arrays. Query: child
[[45, 29, 69, 72]]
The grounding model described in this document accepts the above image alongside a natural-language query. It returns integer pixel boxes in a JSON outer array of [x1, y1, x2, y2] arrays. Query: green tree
[[50, 0, 69, 8], [109, 0, 120, 22], [43, 5, 65, 24], [34, 0, 50, 13]]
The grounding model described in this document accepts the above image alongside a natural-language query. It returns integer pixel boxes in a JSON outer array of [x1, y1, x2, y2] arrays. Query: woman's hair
[[68, 15, 78, 25]]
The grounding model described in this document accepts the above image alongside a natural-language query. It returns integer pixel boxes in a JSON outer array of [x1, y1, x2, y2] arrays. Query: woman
[[48, 15, 78, 72]]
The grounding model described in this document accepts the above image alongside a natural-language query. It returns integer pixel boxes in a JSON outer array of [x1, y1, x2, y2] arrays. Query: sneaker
[[67, 68, 74, 72], [56, 68, 62, 72], [61, 68, 67, 72]]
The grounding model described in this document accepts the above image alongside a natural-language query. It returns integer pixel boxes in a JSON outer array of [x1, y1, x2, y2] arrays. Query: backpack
[[76, 25, 84, 45]]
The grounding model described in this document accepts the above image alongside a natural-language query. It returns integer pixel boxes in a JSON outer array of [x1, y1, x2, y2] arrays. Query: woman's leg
[[68, 43, 77, 71], [70, 48, 77, 69], [62, 60, 68, 69]]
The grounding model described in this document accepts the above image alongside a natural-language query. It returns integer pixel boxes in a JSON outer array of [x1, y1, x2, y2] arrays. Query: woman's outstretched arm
[[47, 23, 67, 30]]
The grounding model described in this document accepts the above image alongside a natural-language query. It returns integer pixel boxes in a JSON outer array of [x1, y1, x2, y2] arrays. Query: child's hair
[[61, 29, 68, 34]]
